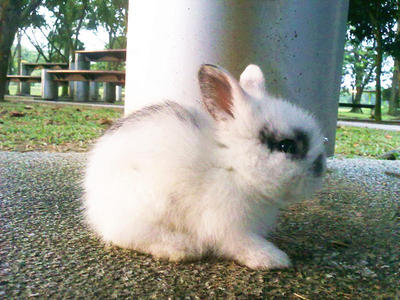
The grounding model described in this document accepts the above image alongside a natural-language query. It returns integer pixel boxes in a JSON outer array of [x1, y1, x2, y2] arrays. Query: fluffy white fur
[[83, 64, 326, 269]]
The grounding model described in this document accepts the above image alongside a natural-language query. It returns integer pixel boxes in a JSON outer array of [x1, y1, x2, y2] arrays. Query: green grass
[[335, 126, 400, 158], [8, 83, 42, 96], [1, 100, 399, 158], [0, 101, 122, 152], [338, 107, 400, 121]]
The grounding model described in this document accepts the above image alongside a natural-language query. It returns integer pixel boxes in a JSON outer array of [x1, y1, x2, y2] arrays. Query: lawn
[[0, 101, 121, 152], [1, 100, 399, 158], [338, 107, 400, 122], [8, 82, 42, 96], [335, 126, 400, 158]]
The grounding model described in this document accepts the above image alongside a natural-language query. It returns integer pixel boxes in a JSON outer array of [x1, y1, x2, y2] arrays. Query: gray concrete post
[[89, 82, 99, 101], [20, 63, 33, 95], [103, 83, 116, 103], [69, 61, 75, 97], [116, 85, 123, 102], [73, 53, 90, 102], [124, 1, 349, 155], [41, 69, 58, 100]]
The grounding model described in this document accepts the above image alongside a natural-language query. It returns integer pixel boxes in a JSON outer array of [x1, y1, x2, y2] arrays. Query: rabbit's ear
[[198, 64, 244, 121], [239, 64, 266, 99]]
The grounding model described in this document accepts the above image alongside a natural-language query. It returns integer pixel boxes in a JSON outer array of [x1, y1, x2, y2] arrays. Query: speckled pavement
[[1, 151, 399, 299]]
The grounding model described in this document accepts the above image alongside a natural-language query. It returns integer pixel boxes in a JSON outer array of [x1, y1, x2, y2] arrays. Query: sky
[[342, 57, 394, 91], [19, 6, 109, 52]]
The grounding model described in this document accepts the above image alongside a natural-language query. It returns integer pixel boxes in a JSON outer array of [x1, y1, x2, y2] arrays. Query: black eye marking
[[259, 128, 275, 152], [293, 129, 309, 159], [259, 127, 310, 159]]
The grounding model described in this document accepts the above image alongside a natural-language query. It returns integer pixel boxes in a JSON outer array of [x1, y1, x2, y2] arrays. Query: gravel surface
[[1, 152, 399, 299]]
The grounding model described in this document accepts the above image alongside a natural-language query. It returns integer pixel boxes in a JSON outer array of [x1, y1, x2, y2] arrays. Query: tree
[[348, 0, 398, 121], [389, 59, 400, 116], [0, 0, 42, 101], [89, 0, 128, 49], [88, 0, 128, 71], [342, 33, 376, 113], [389, 4, 400, 116], [24, 0, 95, 96], [27, 0, 93, 63]]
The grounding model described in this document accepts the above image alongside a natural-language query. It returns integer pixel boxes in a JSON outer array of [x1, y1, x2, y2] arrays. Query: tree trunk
[[351, 86, 364, 113], [374, 34, 383, 121], [0, 4, 19, 101], [389, 4, 400, 117], [389, 59, 399, 116], [0, 0, 42, 101], [16, 29, 21, 94]]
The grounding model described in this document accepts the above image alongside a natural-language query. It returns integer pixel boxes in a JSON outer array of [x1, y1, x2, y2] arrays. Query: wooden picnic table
[[75, 49, 126, 62], [22, 62, 69, 70]]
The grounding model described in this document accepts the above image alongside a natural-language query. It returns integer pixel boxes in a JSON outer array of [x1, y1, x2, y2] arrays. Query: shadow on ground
[[1, 152, 399, 299]]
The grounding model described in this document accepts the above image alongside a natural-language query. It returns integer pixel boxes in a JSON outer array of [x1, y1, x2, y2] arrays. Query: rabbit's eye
[[278, 139, 297, 154]]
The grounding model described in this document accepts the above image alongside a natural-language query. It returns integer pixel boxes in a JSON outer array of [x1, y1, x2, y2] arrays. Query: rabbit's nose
[[311, 154, 325, 177]]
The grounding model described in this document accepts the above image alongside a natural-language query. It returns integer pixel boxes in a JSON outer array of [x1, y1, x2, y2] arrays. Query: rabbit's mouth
[[277, 174, 322, 204], [310, 154, 326, 177]]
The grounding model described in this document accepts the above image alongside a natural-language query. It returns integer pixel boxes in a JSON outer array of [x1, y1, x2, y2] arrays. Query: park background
[[0, 0, 399, 157], [0, 1, 400, 299]]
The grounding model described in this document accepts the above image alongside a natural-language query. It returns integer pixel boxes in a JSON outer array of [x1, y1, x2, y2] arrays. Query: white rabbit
[[83, 64, 326, 269]]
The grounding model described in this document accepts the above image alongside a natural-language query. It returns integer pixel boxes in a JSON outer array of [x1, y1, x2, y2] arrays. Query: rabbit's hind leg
[[143, 229, 201, 262]]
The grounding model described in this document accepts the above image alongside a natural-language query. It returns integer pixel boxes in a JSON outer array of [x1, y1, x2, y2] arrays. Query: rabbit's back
[[84, 101, 212, 247]]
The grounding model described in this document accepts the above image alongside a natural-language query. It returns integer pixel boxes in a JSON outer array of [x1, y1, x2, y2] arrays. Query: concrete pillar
[[69, 61, 75, 97], [20, 63, 33, 95], [103, 83, 116, 103], [116, 85, 123, 102], [125, 1, 348, 155], [89, 82, 99, 101], [41, 69, 58, 100], [73, 53, 90, 102]]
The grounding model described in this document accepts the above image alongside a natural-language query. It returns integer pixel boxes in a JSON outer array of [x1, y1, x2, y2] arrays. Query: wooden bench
[[338, 103, 375, 109], [7, 62, 69, 97], [47, 70, 125, 85], [7, 75, 41, 83], [22, 62, 69, 72]]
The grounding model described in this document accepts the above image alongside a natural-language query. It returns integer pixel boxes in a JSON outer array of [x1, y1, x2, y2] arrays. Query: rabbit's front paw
[[226, 236, 292, 270]]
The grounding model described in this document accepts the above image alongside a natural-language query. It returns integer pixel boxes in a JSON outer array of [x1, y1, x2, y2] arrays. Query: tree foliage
[[22, 0, 128, 64], [343, 32, 376, 113], [88, 0, 128, 49], [0, 0, 128, 101], [348, 0, 400, 120], [25, 0, 93, 63]]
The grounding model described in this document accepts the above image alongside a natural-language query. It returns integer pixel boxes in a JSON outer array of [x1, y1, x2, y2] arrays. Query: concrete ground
[[337, 120, 400, 132], [1, 152, 399, 299]]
